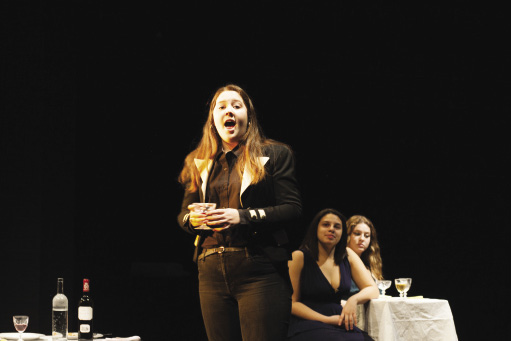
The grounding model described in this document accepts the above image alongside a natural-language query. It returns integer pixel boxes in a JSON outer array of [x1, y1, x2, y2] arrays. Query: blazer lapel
[[240, 156, 269, 198], [194, 158, 213, 201], [195, 156, 269, 204]]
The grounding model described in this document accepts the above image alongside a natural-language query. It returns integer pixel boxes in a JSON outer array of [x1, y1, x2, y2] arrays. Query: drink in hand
[[192, 203, 216, 229]]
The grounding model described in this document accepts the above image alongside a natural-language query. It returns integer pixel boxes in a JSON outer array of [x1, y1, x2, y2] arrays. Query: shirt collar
[[219, 144, 242, 158]]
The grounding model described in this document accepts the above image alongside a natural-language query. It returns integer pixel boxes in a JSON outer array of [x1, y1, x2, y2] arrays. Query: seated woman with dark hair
[[287, 209, 378, 341]]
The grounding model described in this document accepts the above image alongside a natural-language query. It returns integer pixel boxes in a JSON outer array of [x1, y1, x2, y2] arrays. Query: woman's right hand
[[187, 204, 206, 227], [339, 297, 358, 330]]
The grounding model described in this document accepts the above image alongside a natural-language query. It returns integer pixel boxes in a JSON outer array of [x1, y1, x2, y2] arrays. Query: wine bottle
[[78, 279, 94, 340], [52, 278, 68, 340]]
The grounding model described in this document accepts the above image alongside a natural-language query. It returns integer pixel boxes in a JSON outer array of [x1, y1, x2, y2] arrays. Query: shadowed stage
[[1, 1, 507, 340]]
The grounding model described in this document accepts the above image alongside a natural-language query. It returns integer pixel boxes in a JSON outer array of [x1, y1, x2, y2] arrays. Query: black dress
[[287, 249, 373, 341]]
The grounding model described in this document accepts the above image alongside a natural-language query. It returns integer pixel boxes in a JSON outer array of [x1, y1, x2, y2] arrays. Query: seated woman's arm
[[288, 251, 340, 326], [340, 248, 379, 330]]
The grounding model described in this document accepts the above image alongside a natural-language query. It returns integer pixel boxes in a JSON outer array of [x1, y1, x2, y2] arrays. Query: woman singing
[[177, 84, 302, 341]]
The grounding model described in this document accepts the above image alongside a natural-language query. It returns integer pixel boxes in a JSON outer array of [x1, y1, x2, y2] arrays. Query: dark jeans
[[198, 249, 292, 341]]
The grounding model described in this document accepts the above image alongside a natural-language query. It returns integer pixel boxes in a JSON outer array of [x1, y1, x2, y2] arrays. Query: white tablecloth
[[366, 298, 458, 341]]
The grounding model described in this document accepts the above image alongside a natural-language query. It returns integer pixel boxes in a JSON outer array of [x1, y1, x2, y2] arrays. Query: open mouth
[[224, 119, 236, 129]]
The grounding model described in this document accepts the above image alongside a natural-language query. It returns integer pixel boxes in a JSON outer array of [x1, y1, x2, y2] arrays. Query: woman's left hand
[[339, 297, 358, 330], [206, 208, 240, 231]]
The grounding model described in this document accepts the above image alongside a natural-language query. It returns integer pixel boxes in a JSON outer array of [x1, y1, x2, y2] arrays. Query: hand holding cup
[[188, 203, 216, 229], [188, 203, 239, 231]]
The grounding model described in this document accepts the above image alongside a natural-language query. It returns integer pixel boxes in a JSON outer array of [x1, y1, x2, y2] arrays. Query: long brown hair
[[178, 84, 271, 192], [346, 215, 383, 280]]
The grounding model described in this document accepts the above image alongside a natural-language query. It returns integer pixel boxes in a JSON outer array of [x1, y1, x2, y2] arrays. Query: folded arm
[[340, 248, 379, 330]]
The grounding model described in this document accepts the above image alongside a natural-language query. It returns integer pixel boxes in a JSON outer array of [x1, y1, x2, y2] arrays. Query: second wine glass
[[395, 278, 412, 298]]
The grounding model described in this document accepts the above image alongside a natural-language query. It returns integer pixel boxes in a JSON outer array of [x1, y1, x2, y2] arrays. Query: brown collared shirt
[[201, 147, 249, 248]]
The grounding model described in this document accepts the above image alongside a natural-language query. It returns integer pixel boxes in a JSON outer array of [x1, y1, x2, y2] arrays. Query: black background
[[1, 1, 508, 340]]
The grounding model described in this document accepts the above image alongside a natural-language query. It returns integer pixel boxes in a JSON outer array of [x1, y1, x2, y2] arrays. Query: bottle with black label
[[78, 279, 93, 340]]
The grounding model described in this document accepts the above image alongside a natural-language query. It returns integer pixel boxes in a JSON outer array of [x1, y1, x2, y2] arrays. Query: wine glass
[[192, 203, 216, 229], [376, 280, 392, 296], [13, 315, 29, 341], [395, 278, 412, 298]]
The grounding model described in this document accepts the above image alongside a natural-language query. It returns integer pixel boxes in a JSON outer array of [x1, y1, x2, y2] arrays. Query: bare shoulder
[[291, 250, 304, 262], [346, 247, 362, 265], [346, 247, 357, 257], [289, 250, 305, 275], [289, 250, 305, 269]]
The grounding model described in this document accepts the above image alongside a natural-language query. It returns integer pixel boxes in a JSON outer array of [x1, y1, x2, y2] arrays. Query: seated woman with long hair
[[287, 209, 378, 341], [341, 215, 384, 331], [346, 215, 383, 283]]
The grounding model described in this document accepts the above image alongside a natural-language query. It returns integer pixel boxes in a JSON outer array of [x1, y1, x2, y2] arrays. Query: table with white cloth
[[365, 297, 458, 341]]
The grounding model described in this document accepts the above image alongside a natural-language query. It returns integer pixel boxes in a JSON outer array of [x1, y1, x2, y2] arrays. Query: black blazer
[[177, 143, 302, 263]]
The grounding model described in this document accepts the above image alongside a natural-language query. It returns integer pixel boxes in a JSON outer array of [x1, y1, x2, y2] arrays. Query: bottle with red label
[[78, 279, 93, 340]]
